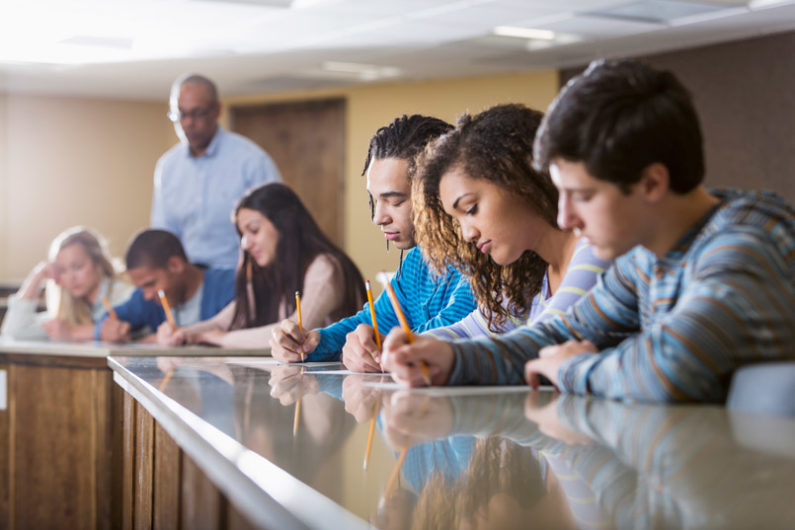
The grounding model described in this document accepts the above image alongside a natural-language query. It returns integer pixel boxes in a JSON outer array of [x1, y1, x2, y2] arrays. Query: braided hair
[[362, 114, 453, 219]]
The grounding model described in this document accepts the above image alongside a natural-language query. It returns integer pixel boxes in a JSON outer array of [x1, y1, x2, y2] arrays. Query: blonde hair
[[45, 227, 119, 325]]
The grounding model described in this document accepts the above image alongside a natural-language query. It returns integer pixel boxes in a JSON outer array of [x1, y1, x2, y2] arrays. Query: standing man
[[151, 74, 281, 269]]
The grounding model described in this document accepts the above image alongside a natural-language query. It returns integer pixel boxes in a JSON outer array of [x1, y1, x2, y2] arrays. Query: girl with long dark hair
[[158, 183, 366, 348]]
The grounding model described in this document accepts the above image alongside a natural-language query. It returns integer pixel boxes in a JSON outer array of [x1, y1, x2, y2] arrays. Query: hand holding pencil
[[98, 296, 131, 342], [383, 276, 442, 386], [378, 278, 456, 388], [157, 289, 177, 327], [339, 278, 384, 373]]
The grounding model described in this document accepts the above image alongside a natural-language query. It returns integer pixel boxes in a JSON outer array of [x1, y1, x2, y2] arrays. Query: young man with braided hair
[[270, 115, 476, 368]]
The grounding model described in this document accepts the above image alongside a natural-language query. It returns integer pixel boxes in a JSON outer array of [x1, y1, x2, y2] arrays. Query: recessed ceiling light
[[584, 0, 739, 24], [493, 26, 556, 40], [322, 61, 400, 81], [191, 0, 294, 7], [59, 35, 134, 50], [749, 0, 794, 8]]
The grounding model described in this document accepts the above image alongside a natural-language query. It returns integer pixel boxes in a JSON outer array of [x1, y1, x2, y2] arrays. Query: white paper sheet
[[299, 370, 388, 376], [363, 381, 544, 396]]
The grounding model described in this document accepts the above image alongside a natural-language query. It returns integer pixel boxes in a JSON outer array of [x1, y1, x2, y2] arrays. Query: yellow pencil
[[293, 291, 305, 434], [384, 445, 409, 498], [157, 289, 176, 327], [365, 280, 381, 350], [363, 399, 380, 470], [101, 296, 117, 320], [295, 291, 305, 361], [383, 281, 432, 386], [293, 397, 301, 437], [159, 370, 174, 392]]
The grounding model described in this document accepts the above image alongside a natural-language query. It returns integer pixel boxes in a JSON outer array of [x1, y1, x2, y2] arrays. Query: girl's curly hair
[[413, 103, 558, 331]]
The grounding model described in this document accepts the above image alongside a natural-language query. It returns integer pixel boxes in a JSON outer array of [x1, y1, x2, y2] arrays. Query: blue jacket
[[309, 247, 476, 361], [94, 268, 235, 340]]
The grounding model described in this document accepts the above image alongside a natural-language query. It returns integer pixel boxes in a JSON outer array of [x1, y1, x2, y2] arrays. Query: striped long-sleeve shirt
[[308, 246, 476, 361], [447, 189, 795, 403], [425, 239, 609, 339]]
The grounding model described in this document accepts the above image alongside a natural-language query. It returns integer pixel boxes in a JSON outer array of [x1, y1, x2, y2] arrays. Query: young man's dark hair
[[534, 59, 705, 194], [362, 114, 454, 221], [125, 229, 189, 270], [362, 115, 453, 175]]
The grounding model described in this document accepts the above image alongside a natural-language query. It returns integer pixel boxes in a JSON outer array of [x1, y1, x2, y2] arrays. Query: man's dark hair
[[125, 229, 188, 270], [176, 73, 219, 104], [534, 59, 705, 194], [361, 114, 453, 178]]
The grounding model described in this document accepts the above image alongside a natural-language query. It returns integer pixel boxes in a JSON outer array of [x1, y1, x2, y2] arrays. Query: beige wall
[[0, 93, 8, 280], [0, 70, 557, 288], [226, 70, 559, 292], [0, 93, 174, 282]]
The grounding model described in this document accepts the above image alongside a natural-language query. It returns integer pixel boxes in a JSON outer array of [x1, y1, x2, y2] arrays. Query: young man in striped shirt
[[270, 115, 476, 365], [383, 60, 794, 403]]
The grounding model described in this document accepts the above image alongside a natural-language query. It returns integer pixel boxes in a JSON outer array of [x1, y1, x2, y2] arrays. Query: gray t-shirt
[[173, 284, 203, 327]]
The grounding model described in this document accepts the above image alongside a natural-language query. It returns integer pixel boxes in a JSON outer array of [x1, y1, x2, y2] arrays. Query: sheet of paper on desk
[[363, 381, 540, 396], [299, 370, 388, 376], [225, 360, 342, 367], [226, 358, 280, 366]]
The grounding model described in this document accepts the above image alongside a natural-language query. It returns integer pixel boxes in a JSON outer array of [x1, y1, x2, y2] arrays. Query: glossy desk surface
[[0, 337, 267, 358], [108, 356, 795, 530]]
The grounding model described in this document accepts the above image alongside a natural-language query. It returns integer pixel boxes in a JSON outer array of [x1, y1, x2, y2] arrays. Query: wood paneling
[[0, 355, 119, 529], [134, 402, 155, 530], [180, 454, 225, 530], [230, 98, 347, 247], [115, 386, 262, 529], [153, 422, 181, 529], [123, 390, 137, 530], [227, 503, 261, 530], [0, 352, 262, 530], [0, 363, 8, 525]]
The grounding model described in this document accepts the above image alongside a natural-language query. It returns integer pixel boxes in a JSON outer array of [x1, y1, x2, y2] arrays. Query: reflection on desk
[[110, 356, 795, 529]]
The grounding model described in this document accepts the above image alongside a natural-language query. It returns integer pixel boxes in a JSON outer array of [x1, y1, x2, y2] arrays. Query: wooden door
[[230, 99, 346, 247]]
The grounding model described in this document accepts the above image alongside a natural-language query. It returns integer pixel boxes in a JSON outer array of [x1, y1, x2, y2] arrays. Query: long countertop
[[108, 355, 795, 529], [0, 337, 268, 358]]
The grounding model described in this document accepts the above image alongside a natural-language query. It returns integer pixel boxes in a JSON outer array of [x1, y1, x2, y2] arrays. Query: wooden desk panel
[[121, 394, 256, 530], [0, 353, 120, 529]]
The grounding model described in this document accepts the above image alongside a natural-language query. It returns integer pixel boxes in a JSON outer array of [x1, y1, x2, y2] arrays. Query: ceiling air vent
[[584, 0, 744, 24]]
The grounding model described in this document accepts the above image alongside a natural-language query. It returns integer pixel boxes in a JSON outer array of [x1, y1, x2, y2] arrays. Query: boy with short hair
[[97, 229, 235, 342]]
